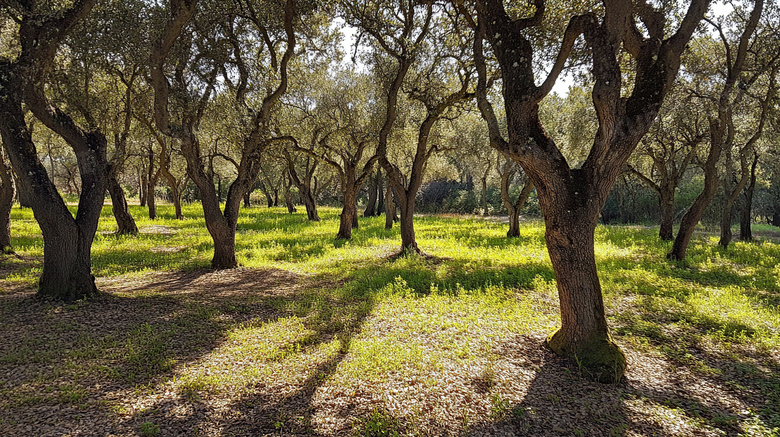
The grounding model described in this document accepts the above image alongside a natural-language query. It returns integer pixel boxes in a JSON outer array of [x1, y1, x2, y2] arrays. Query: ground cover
[[0, 204, 778, 436]]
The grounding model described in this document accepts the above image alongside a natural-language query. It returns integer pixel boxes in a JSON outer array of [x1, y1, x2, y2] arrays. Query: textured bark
[[397, 192, 418, 252], [0, 68, 102, 301], [149, 0, 297, 269], [669, 121, 723, 260], [385, 182, 396, 230], [470, 0, 710, 382], [15, 173, 34, 208], [0, 153, 14, 252], [739, 153, 758, 241], [0, 0, 104, 301], [545, 210, 625, 383], [364, 169, 380, 217], [338, 187, 358, 239], [107, 171, 138, 235], [658, 185, 675, 241]]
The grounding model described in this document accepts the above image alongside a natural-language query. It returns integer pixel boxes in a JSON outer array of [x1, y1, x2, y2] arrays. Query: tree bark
[[0, 67, 102, 301], [658, 185, 675, 241], [0, 152, 14, 252], [397, 190, 418, 252], [107, 170, 138, 235], [740, 153, 758, 241], [385, 181, 396, 230], [338, 187, 357, 239], [364, 169, 379, 217], [286, 154, 320, 221], [139, 169, 147, 207], [545, 211, 624, 383], [669, 122, 723, 260], [500, 164, 533, 238]]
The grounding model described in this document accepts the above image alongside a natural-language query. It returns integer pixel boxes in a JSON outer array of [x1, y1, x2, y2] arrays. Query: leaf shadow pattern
[[104, 266, 377, 436], [467, 335, 778, 436], [0, 266, 375, 436]]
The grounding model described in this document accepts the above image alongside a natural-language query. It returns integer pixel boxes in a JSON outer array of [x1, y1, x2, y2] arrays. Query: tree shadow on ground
[[0, 264, 378, 436], [466, 334, 776, 436], [612, 298, 780, 434]]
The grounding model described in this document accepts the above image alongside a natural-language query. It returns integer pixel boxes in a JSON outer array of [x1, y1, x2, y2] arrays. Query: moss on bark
[[547, 329, 627, 384]]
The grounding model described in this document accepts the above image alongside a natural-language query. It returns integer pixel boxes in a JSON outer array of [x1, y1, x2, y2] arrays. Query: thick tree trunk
[[658, 186, 675, 241], [545, 215, 625, 383], [302, 190, 320, 221], [740, 155, 758, 241], [507, 208, 520, 238], [0, 155, 14, 252], [385, 182, 396, 230], [0, 66, 104, 301], [670, 123, 723, 260], [364, 169, 379, 217], [209, 219, 237, 269], [397, 192, 418, 253], [107, 171, 138, 235], [338, 188, 357, 239], [533, 172, 626, 383], [15, 174, 33, 208], [147, 179, 157, 219], [719, 203, 735, 248]]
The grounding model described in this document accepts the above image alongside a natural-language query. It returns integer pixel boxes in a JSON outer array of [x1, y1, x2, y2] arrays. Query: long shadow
[[105, 262, 381, 436], [0, 267, 346, 435], [466, 334, 777, 436], [612, 298, 780, 434]]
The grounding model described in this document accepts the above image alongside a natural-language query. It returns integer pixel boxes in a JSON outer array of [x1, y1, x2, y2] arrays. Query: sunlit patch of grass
[[174, 315, 342, 395], [335, 277, 558, 382]]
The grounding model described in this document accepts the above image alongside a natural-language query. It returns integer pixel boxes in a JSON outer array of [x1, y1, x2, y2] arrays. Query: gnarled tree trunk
[[107, 170, 138, 235], [740, 153, 758, 241], [500, 165, 533, 238], [0, 67, 104, 301], [670, 120, 723, 260], [658, 184, 675, 241], [338, 186, 358, 239], [385, 181, 396, 230], [364, 169, 380, 217]]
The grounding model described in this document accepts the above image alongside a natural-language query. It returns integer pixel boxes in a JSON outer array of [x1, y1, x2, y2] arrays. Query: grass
[[1, 203, 779, 435]]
